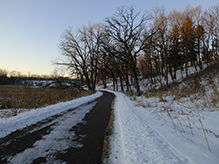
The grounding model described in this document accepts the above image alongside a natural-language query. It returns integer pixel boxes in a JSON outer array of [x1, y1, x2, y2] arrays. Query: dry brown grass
[[125, 90, 135, 97], [0, 85, 87, 109], [145, 62, 219, 108], [141, 62, 219, 152], [101, 98, 115, 164]]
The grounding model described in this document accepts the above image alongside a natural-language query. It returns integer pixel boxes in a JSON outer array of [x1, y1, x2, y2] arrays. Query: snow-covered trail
[[108, 92, 194, 164]]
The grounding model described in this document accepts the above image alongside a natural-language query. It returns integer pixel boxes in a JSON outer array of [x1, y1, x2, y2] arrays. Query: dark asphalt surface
[[0, 91, 115, 164], [56, 91, 115, 164]]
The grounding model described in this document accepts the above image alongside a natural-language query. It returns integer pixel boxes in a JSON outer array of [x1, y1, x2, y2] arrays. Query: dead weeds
[[0, 85, 88, 110]]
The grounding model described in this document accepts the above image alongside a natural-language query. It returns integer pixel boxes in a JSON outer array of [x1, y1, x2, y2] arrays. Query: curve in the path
[[0, 91, 114, 164]]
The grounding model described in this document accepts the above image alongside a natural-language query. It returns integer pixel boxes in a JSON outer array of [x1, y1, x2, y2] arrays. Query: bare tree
[[150, 7, 169, 85], [205, 3, 219, 61], [193, 5, 205, 69], [0, 69, 8, 85], [104, 6, 158, 96], [79, 23, 104, 90], [58, 24, 104, 91]]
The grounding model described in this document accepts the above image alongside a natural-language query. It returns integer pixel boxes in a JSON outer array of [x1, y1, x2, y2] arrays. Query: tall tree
[[181, 13, 197, 76], [104, 6, 158, 96], [150, 7, 169, 85], [79, 23, 104, 90], [207, 3, 219, 60], [193, 5, 205, 69], [168, 24, 181, 79], [58, 24, 104, 91]]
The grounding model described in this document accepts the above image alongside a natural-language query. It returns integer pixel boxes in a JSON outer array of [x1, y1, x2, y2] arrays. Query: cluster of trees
[[0, 68, 71, 86], [0, 69, 29, 85], [58, 4, 219, 96], [140, 4, 219, 85]]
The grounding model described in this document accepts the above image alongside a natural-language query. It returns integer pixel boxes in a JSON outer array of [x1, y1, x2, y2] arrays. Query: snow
[[8, 101, 98, 164], [106, 92, 191, 164], [105, 91, 219, 164], [97, 64, 219, 163], [0, 92, 102, 138], [1, 76, 219, 164]]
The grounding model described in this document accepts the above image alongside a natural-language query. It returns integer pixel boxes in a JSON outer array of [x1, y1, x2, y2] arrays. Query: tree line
[[57, 4, 219, 96], [0, 68, 72, 86]]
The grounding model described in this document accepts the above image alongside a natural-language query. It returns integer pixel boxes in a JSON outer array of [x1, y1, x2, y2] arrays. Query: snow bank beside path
[[133, 96, 219, 164], [107, 90, 219, 164], [0, 92, 103, 138], [108, 92, 193, 164]]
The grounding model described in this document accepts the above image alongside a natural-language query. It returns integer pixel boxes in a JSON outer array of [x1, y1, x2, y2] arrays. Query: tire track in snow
[[114, 97, 127, 162], [129, 102, 195, 164], [111, 92, 193, 164]]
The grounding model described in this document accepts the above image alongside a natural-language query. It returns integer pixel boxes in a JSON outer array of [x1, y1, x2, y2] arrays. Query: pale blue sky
[[0, 0, 218, 76]]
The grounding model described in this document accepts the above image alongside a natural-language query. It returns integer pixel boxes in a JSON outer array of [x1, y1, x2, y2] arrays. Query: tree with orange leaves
[[168, 24, 181, 79]]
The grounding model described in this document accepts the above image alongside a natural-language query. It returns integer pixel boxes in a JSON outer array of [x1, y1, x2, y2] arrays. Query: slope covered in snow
[[104, 64, 219, 164]]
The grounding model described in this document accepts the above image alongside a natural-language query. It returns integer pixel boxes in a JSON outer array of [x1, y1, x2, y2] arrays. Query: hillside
[[143, 62, 219, 110], [103, 62, 219, 163]]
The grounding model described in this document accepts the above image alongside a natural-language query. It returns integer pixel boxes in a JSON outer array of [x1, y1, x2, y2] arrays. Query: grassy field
[[0, 85, 88, 110]]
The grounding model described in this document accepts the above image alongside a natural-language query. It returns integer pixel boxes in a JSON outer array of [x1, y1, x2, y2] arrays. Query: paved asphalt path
[[0, 91, 115, 164]]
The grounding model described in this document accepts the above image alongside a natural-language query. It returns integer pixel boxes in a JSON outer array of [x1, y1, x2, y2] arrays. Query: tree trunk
[[120, 76, 124, 91], [112, 76, 115, 91], [102, 70, 107, 89], [131, 66, 141, 96], [84, 73, 91, 91]]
